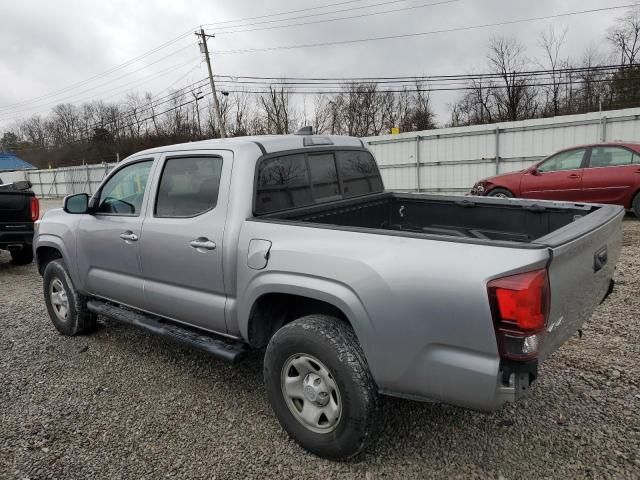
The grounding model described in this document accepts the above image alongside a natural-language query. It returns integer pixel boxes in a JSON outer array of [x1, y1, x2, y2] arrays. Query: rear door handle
[[119, 231, 138, 242], [190, 237, 216, 251]]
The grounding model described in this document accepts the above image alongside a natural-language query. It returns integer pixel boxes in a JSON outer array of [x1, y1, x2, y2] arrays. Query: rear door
[[581, 146, 640, 205], [520, 148, 587, 201], [77, 159, 155, 308], [139, 151, 231, 334]]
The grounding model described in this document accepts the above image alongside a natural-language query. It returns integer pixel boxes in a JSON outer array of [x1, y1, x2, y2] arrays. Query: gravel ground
[[1, 201, 639, 479]]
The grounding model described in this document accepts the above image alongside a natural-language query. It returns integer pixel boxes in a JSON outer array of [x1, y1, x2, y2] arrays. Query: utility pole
[[196, 28, 226, 138]]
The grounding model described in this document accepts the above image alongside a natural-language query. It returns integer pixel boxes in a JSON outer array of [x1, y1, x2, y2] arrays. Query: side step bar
[[86, 299, 248, 363]]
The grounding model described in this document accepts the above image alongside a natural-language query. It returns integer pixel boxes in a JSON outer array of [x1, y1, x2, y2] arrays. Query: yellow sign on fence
[[391, 127, 400, 135]]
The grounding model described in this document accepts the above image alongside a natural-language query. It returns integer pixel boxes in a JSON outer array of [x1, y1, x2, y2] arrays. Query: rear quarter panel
[[235, 220, 550, 410]]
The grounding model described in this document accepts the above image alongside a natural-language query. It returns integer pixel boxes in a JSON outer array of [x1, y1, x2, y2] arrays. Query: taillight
[[488, 269, 550, 361], [30, 197, 40, 221]]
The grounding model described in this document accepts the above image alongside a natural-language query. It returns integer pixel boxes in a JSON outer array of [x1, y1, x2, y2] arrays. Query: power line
[[201, 0, 371, 27], [211, 0, 458, 35], [0, 30, 196, 110], [0, 45, 198, 117], [211, 4, 635, 54], [214, 64, 631, 82]]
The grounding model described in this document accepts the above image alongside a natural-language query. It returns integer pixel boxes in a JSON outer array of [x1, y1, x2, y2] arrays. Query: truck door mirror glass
[[63, 193, 90, 214]]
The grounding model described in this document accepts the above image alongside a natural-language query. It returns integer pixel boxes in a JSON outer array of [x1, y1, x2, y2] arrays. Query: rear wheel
[[43, 259, 97, 336], [10, 247, 33, 265], [488, 188, 514, 198], [633, 192, 640, 219], [264, 314, 378, 460]]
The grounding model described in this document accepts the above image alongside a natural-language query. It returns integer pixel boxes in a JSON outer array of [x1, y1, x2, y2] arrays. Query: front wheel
[[633, 192, 640, 219], [264, 315, 378, 460], [488, 187, 514, 198], [43, 259, 97, 336]]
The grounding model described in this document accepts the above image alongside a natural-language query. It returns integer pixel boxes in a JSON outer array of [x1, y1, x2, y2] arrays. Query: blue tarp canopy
[[0, 153, 36, 171]]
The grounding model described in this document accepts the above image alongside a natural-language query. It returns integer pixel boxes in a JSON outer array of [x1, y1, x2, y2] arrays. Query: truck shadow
[[90, 319, 533, 468], [0, 252, 34, 273]]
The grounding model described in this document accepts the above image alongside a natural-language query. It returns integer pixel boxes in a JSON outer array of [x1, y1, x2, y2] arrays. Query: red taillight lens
[[30, 197, 40, 222], [488, 269, 550, 361]]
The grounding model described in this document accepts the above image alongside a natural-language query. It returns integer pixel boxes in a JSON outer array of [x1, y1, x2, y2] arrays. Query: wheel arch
[[239, 274, 373, 353], [35, 235, 75, 280]]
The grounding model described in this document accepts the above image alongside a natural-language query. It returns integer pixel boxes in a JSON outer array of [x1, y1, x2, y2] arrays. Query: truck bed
[[259, 192, 603, 246]]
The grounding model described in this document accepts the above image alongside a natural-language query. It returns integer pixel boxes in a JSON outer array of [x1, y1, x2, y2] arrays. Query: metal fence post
[[415, 135, 421, 193], [52, 169, 59, 197], [494, 127, 500, 175], [37, 170, 43, 197], [601, 116, 608, 142], [86, 165, 92, 194]]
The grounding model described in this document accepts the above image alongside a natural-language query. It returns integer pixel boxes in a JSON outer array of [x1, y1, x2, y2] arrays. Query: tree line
[[1, 8, 640, 169]]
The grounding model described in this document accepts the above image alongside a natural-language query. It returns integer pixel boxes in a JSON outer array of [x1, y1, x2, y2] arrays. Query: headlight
[[471, 183, 486, 194]]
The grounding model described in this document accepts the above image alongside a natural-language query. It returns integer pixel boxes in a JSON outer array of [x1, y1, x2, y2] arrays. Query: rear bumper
[[0, 225, 34, 250], [380, 345, 538, 411]]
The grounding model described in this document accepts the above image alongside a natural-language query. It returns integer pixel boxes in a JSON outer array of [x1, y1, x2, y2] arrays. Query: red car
[[470, 142, 640, 217]]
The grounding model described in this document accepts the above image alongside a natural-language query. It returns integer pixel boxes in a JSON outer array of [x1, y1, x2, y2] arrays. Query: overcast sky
[[0, 0, 629, 130]]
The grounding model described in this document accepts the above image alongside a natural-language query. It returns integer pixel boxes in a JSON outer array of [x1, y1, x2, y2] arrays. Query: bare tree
[[539, 25, 570, 116], [259, 87, 294, 134], [608, 7, 640, 65], [488, 36, 538, 121]]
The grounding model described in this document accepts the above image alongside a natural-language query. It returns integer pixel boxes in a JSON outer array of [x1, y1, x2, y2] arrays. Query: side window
[[589, 147, 634, 168], [308, 153, 340, 202], [336, 151, 384, 198], [634, 152, 640, 164], [97, 161, 153, 215], [155, 156, 223, 217], [538, 149, 585, 173], [255, 154, 312, 215]]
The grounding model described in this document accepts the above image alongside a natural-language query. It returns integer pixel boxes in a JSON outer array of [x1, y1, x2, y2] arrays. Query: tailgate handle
[[594, 247, 608, 272]]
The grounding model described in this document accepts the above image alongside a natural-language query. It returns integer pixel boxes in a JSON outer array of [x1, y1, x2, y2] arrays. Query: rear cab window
[[254, 149, 382, 215]]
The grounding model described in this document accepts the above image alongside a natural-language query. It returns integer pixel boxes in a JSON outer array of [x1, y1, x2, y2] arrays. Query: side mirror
[[530, 168, 540, 176], [63, 193, 90, 214]]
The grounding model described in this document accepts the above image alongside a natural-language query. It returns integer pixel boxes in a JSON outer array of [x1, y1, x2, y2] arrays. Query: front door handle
[[119, 231, 138, 242], [190, 237, 216, 251], [567, 173, 581, 179]]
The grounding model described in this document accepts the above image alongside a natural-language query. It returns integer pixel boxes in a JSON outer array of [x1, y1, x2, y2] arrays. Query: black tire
[[264, 314, 378, 460], [10, 247, 33, 265], [633, 192, 640, 219], [43, 259, 97, 336], [487, 187, 514, 198]]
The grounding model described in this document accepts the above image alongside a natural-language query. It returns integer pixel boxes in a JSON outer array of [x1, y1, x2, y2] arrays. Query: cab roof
[[129, 134, 365, 159]]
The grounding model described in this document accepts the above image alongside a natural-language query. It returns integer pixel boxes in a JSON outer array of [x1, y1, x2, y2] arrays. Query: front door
[[581, 146, 640, 205], [520, 148, 587, 201], [139, 151, 231, 334], [77, 159, 155, 308]]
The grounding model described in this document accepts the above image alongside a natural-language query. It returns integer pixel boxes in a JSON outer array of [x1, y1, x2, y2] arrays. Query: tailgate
[[539, 205, 624, 359], [0, 191, 32, 222]]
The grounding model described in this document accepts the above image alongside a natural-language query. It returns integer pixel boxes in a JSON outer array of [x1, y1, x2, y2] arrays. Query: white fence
[[1, 163, 115, 197], [365, 107, 640, 195], [3, 107, 640, 198]]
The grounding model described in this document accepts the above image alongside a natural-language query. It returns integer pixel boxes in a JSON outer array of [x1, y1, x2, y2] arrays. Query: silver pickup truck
[[34, 132, 623, 459]]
